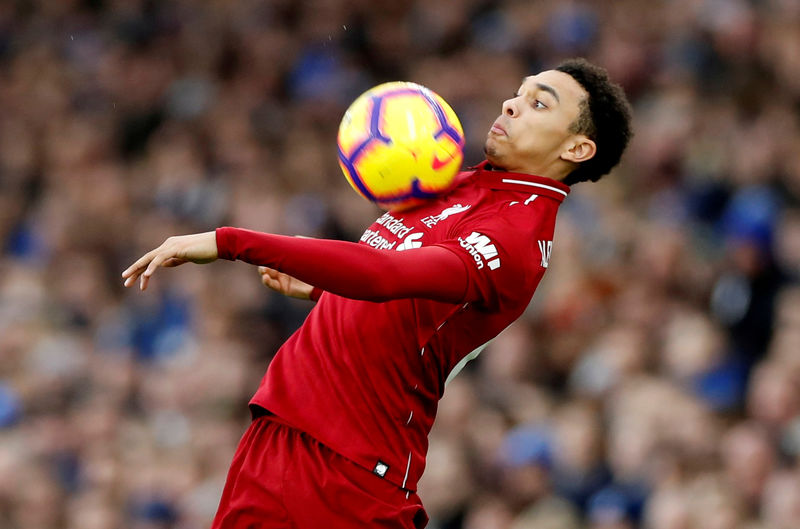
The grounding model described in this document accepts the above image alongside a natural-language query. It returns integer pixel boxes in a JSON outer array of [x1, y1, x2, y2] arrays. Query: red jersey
[[221, 162, 569, 492]]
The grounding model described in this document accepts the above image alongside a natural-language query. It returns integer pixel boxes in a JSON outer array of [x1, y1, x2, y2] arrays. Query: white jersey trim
[[401, 451, 412, 489], [501, 178, 568, 197]]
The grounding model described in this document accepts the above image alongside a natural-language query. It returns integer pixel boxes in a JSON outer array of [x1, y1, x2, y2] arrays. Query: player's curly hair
[[555, 58, 633, 185]]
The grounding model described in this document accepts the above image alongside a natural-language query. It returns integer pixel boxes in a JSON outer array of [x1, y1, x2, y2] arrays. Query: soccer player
[[122, 58, 632, 529]]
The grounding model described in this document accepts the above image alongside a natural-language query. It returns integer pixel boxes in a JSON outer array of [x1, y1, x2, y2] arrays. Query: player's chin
[[484, 141, 504, 165]]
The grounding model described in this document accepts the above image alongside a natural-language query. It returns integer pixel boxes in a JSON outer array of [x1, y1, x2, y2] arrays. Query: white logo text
[[538, 240, 552, 268], [397, 232, 423, 251], [375, 212, 413, 238], [458, 232, 501, 270], [360, 229, 397, 250]]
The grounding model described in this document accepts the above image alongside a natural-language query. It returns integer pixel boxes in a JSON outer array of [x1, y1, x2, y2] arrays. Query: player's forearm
[[216, 227, 469, 303]]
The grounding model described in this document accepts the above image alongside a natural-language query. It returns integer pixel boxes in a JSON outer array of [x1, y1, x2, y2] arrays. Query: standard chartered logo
[[360, 228, 397, 250], [375, 212, 413, 238], [458, 232, 501, 270]]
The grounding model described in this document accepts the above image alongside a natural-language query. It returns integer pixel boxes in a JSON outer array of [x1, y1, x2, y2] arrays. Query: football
[[337, 82, 465, 211]]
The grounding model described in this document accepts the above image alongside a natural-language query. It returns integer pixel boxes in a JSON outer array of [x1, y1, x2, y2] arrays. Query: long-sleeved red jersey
[[216, 161, 569, 492]]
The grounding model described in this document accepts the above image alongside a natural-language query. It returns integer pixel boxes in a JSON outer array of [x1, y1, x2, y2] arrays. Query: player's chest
[[359, 195, 478, 252]]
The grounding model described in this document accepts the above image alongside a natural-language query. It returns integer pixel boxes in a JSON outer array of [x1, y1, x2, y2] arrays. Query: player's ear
[[560, 136, 596, 164]]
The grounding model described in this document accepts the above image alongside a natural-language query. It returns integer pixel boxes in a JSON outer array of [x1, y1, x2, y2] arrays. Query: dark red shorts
[[211, 413, 428, 529]]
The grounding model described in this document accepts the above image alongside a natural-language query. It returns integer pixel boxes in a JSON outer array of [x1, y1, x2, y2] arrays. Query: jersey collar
[[471, 161, 571, 203]]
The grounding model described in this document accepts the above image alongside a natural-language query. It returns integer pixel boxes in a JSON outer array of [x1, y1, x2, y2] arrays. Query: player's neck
[[483, 160, 571, 183]]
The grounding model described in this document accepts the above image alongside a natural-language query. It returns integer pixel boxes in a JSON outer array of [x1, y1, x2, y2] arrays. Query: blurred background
[[1, 0, 799, 528]]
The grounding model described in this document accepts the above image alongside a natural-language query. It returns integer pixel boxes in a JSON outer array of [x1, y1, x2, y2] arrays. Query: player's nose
[[502, 97, 518, 118]]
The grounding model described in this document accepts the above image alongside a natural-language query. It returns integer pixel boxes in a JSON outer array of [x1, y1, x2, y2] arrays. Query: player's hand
[[258, 266, 314, 300], [122, 231, 218, 291]]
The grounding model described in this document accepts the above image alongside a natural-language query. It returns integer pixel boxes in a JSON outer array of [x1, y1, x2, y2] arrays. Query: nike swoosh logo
[[432, 155, 452, 170]]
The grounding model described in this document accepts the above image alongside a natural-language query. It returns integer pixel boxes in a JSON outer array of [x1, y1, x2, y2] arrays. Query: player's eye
[[533, 100, 547, 110]]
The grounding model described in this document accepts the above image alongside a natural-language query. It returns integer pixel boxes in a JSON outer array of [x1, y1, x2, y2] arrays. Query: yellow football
[[337, 82, 465, 211]]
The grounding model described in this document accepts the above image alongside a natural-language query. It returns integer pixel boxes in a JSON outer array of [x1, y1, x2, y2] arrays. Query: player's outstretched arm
[[258, 266, 315, 300], [122, 227, 474, 304], [122, 231, 218, 291], [217, 227, 471, 303]]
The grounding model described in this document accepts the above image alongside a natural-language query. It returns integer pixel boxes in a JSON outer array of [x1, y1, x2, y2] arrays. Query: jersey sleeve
[[216, 227, 470, 303], [432, 206, 551, 310]]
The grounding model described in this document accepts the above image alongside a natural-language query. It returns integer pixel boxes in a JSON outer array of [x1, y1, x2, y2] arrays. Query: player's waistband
[[248, 404, 419, 493]]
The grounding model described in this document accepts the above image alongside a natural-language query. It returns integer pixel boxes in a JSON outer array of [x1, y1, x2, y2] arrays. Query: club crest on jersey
[[538, 240, 552, 268], [458, 232, 501, 270], [421, 203, 471, 228]]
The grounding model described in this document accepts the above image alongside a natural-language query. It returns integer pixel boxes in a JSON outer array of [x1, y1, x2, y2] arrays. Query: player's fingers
[[262, 276, 281, 291], [122, 247, 160, 282], [142, 252, 167, 278], [140, 268, 159, 290], [123, 258, 150, 287], [140, 252, 171, 290], [124, 273, 143, 288], [260, 267, 281, 281], [265, 273, 289, 292], [122, 257, 147, 282]]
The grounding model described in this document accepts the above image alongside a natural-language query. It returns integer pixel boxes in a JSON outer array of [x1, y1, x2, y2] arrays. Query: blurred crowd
[[1, 0, 799, 528]]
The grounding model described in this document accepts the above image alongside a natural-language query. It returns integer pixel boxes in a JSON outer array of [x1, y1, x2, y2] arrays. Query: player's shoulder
[[461, 186, 561, 226], [442, 201, 558, 272], [438, 164, 564, 232], [453, 163, 566, 207]]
